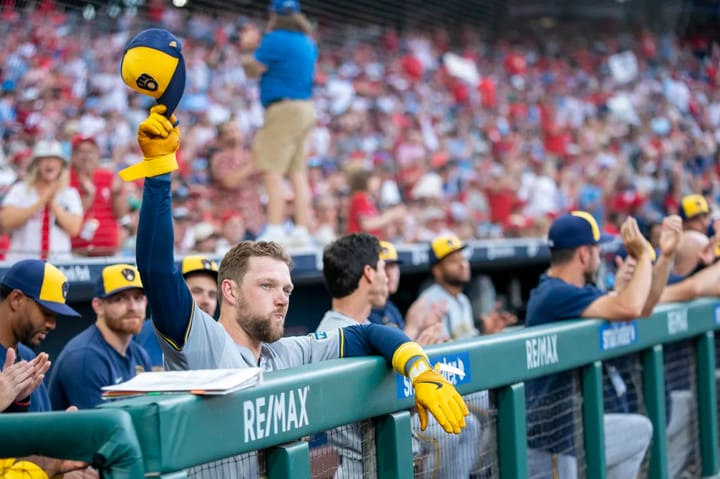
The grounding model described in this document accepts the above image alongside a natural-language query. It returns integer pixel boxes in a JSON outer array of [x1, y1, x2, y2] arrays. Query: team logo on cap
[[62, 281, 69, 300], [121, 268, 136, 282], [135, 73, 158, 92], [201, 259, 213, 270]]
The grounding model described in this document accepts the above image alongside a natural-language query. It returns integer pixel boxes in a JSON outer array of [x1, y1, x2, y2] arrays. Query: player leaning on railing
[[129, 104, 468, 476]]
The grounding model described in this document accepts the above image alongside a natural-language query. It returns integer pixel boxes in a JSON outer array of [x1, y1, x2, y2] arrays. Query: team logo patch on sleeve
[[310, 331, 328, 341]]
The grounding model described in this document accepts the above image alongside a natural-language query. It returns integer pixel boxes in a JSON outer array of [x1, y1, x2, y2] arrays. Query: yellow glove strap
[[118, 153, 178, 181], [13, 460, 53, 477], [391, 341, 430, 381]]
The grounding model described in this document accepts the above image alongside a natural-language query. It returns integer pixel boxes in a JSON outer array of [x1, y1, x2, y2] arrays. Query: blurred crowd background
[[0, 0, 719, 260]]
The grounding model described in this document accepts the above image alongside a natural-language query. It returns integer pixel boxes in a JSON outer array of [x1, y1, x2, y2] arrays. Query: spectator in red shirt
[[345, 165, 405, 238], [69, 135, 128, 257]]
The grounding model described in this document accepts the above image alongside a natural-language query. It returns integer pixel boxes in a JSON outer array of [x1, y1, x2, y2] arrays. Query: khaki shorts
[[253, 99, 316, 175]]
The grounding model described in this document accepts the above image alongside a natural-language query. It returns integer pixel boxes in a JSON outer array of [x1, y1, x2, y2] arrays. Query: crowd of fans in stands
[[0, 2, 719, 259]]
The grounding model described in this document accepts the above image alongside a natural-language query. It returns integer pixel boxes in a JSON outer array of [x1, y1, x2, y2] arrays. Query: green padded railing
[[3, 298, 720, 478], [0, 408, 144, 478]]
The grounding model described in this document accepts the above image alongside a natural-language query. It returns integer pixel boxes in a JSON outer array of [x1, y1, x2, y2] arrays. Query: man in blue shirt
[[48, 264, 151, 410], [0, 259, 79, 412], [525, 211, 680, 478], [240, 0, 318, 248]]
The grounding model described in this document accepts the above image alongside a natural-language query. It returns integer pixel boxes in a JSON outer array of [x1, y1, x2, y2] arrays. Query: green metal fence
[[2, 298, 720, 478]]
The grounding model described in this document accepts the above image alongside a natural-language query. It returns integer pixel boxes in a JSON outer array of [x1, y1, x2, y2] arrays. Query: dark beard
[[18, 322, 41, 347], [444, 277, 469, 288], [235, 301, 284, 343]]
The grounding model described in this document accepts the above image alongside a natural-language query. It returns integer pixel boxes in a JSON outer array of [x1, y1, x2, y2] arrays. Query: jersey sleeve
[[554, 283, 606, 319], [136, 175, 194, 350], [342, 323, 411, 363], [273, 331, 342, 367], [49, 349, 112, 410], [159, 304, 230, 370]]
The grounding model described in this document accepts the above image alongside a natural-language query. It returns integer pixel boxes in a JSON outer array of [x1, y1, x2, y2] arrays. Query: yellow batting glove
[[119, 105, 180, 181], [392, 342, 469, 434]]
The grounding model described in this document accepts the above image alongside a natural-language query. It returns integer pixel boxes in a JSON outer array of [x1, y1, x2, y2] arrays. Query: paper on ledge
[[101, 368, 263, 397]]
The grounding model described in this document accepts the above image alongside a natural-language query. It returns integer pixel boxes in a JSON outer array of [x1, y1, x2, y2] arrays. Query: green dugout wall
[[2, 298, 720, 478]]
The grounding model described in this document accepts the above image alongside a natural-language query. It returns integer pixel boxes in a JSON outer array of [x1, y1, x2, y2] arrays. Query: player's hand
[[14, 352, 50, 404], [413, 366, 469, 434], [620, 217, 648, 260], [0, 348, 35, 410], [613, 255, 636, 293], [659, 215, 682, 258], [481, 301, 518, 334], [414, 323, 447, 346], [119, 105, 180, 181]]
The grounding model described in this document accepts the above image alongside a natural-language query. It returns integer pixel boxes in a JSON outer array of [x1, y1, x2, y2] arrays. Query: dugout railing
[[2, 298, 720, 478]]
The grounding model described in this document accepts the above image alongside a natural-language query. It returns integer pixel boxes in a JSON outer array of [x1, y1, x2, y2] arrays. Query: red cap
[[71, 134, 97, 151], [220, 211, 243, 224]]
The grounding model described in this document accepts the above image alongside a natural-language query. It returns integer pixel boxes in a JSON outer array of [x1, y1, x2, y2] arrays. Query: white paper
[[101, 368, 263, 396]]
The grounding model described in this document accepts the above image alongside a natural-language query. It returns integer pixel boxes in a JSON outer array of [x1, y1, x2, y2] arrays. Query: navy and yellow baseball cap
[[1, 259, 80, 317], [95, 264, 144, 299], [548, 211, 614, 250], [679, 194, 709, 221], [120, 29, 186, 116], [429, 235, 467, 264], [181, 255, 219, 279], [379, 241, 403, 265]]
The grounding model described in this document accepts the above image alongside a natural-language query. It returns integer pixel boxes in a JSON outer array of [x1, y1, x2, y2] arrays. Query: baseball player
[[48, 264, 151, 410], [525, 212, 680, 478], [317, 233, 484, 479], [130, 105, 468, 478]]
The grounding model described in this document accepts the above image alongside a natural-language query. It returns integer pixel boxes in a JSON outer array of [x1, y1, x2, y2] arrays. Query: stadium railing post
[[695, 331, 719, 476], [643, 344, 669, 479], [582, 361, 606, 479], [375, 411, 414, 479], [266, 441, 311, 479], [497, 382, 528, 479]]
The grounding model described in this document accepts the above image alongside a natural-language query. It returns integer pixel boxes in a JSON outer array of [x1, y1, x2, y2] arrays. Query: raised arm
[[134, 106, 194, 349], [582, 218, 653, 321], [641, 215, 682, 316]]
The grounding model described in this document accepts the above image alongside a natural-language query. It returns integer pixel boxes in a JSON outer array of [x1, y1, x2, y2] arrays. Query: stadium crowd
[[0, 3, 718, 258]]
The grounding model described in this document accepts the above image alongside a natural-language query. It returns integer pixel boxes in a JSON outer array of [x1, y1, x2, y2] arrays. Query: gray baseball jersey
[[159, 303, 342, 372], [157, 304, 342, 479], [418, 283, 479, 339]]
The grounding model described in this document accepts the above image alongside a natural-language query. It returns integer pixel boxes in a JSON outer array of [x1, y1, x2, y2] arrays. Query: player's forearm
[[137, 175, 194, 345], [342, 323, 429, 378], [641, 253, 674, 316], [614, 254, 653, 317]]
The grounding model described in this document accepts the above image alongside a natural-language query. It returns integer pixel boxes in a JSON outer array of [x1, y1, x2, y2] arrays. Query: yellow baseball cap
[[181, 255, 219, 279], [95, 264, 144, 298], [379, 241, 402, 264], [1, 259, 80, 317], [429, 235, 467, 264], [679, 194, 709, 220]]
